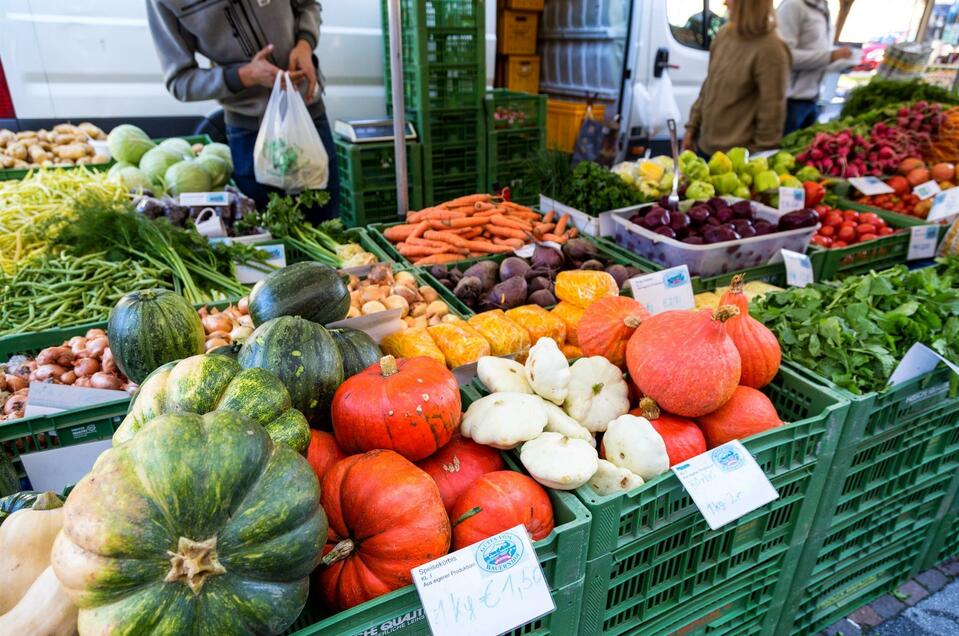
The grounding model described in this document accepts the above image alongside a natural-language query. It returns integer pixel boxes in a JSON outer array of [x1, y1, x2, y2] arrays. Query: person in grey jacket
[[777, 0, 852, 135], [146, 0, 338, 220]]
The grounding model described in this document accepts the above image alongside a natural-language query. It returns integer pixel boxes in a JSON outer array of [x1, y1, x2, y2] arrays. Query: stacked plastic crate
[[382, 0, 486, 206], [484, 89, 546, 205], [334, 137, 424, 227]]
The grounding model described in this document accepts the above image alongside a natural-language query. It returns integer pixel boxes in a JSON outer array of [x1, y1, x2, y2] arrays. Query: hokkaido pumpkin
[[718, 275, 781, 388], [317, 450, 450, 611], [626, 307, 741, 417], [554, 270, 619, 308], [0, 492, 63, 613], [52, 411, 326, 635], [631, 397, 706, 466], [332, 355, 461, 462], [696, 385, 784, 448], [451, 471, 554, 550], [0, 567, 77, 636], [307, 429, 348, 482], [416, 434, 504, 514], [578, 296, 650, 369]]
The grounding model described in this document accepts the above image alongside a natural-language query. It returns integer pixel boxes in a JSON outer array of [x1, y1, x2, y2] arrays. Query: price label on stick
[[913, 180, 942, 201], [778, 187, 805, 212], [627, 265, 695, 315], [927, 187, 959, 222], [672, 441, 779, 530], [412, 526, 554, 636], [907, 225, 940, 261], [848, 176, 895, 196], [780, 249, 814, 287]]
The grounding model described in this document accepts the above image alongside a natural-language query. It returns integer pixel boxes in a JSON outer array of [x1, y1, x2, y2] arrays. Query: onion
[[33, 364, 66, 382], [202, 314, 233, 334], [5, 375, 26, 392], [74, 358, 100, 377], [86, 337, 108, 359], [238, 296, 249, 314], [205, 338, 230, 351], [60, 370, 77, 385], [90, 372, 123, 390], [102, 348, 118, 374], [230, 326, 254, 342], [4, 395, 26, 415]]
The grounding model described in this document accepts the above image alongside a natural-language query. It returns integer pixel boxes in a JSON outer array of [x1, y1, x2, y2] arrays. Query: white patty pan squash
[[563, 356, 629, 432], [525, 338, 570, 405], [588, 459, 645, 496], [603, 413, 670, 480], [477, 356, 533, 394], [520, 432, 599, 490], [461, 392, 547, 449], [541, 401, 595, 446]]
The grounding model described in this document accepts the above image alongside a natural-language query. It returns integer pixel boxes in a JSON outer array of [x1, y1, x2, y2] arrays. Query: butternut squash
[[0, 492, 64, 612], [0, 566, 77, 636]]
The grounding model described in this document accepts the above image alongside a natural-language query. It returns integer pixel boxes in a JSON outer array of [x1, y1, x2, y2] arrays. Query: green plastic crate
[[772, 362, 959, 636], [408, 107, 486, 147], [334, 138, 423, 193], [339, 183, 425, 228], [485, 89, 547, 133], [488, 129, 545, 168]]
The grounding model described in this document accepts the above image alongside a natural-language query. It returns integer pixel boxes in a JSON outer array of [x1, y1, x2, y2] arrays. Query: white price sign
[[780, 249, 814, 287], [888, 342, 959, 387], [927, 187, 959, 222], [848, 176, 895, 196], [627, 265, 695, 315], [179, 191, 230, 206], [913, 180, 942, 201], [907, 225, 940, 261], [672, 441, 779, 530], [234, 243, 286, 284], [412, 526, 554, 636], [778, 187, 805, 212]]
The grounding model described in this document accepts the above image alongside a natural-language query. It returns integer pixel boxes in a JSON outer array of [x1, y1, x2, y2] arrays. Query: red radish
[[626, 306, 741, 418], [631, 397, 706, 466], [718, 275, 781, 388], [696, 386, 784, 448], [416, 434, 504, 515]]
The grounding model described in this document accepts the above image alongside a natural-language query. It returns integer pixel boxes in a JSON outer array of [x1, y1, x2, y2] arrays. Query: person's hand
[[682, 131, 696, 152], [289, 39, 318, 102], [239, 44, 283, 88], [831, 46, 853, 62]]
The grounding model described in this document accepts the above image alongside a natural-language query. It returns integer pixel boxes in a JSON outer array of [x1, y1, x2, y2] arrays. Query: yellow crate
[[497, 10, 538, 54], [498, 0, 544, 10], [497, 54, 540, 94], [547, 99, 606, 153]]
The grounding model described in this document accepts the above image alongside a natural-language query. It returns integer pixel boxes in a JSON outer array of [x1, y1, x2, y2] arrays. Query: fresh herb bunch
[[558, 161, 641, 216], [751, 259, 959, 395], [840, 79, 959, 120], [524, 148, 574, 199]]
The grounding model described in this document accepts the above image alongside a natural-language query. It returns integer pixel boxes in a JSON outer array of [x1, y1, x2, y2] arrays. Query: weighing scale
[[334, 119, 417, 143]]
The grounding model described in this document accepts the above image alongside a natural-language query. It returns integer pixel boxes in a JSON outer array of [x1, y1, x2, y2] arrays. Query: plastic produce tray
[[772, 362, 959, 635], [607, 203, 818, 278], [339, 183, 425, 229]]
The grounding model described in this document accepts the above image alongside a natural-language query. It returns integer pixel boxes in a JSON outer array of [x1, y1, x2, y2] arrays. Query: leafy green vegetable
[[751, 259, 959, 395], [557, 161, 642, 216], [524, 148, 573, 199], [840, 79, 959, 120]]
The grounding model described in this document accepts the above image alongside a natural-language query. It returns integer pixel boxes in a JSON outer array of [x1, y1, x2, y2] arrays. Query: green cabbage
[[111, 166, 154, 193], [107, 125, 155, 164], [200, 142, 233, 168], [159, 137, 195, 160], [138, 147, 181, 185], [196, 154, 231, 188], [164, 159, 212, 195], [108, 161, 135, 178]]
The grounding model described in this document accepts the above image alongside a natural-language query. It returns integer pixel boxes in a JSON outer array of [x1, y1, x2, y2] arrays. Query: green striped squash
[[248, 262, 350, 326], [330, 328, 382, 379], [53, 411, 327, 635], [107, 289, 205, 383]]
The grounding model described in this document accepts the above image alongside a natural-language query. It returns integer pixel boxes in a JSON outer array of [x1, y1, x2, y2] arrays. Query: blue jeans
[[227, 111, 340, 223], [784, 99, 819, 136]]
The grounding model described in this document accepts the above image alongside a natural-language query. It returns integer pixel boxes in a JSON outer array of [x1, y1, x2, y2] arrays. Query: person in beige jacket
[[682, 0, 791, 155]]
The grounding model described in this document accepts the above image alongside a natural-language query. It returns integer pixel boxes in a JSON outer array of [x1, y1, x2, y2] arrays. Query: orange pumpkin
[[451, 471, 554, 550], [578, 296, 650, 369], [416, 434, 504, 515], [306, 430, 348, 483], [696, 386, 783, 448], [718, 275, 781, 388], [631, 397, 705, 466]]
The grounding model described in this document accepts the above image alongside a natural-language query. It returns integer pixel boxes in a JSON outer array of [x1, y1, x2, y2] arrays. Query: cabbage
[[108, 161, 135, 178], [138, 147, 181, 185], [111, 166, 154, 193], [200, 142, 233, 168], [164, 159, 212, 195], [107, 125, 155, 164], [159, 138, 195, 159], [196, 154, 231, 188]]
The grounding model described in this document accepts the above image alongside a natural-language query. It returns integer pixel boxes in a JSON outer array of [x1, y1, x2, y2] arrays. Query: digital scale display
[[334, 119, 418, 143]]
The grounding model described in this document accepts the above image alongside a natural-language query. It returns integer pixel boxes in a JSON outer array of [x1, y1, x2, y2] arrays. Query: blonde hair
[[730, 0, 777, 38]]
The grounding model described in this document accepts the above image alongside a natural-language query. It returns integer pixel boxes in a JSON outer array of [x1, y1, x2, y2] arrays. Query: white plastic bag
[[254, 72, 328, 192], [632, 71, 681, 137]]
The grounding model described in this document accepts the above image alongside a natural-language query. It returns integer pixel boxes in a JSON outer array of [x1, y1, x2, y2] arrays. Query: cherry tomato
[[856, 223, 877, 235], [811, 235, 833, 247], [878, 227, 895, 236], [841, 220, 858, 230], [833, 240, 848, 248], [859, 213, 881, 225], [859, 233, 878, 242], [838, 226, 856, 242], [819, 225, 836, 237], [826, 213, 844, 227], [843, 210, 860, 221]]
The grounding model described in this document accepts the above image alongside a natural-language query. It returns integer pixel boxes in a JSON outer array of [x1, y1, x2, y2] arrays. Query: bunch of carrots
[[382, 194, 576, 265]]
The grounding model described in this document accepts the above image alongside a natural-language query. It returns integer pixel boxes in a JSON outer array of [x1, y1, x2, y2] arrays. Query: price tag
[[780, 249, 814, 287], [412, 525, 554, 636], [234, 243, 286, 284], [672, 441, 779, 530], [778, 187, 805, 212], [179, 191, 230, 206], [927, 187, 959, 222], [888, 342, 959, 387], [848, 176, 895, 196], [913, 180, 942, 201], [907, 225, 940, 260], [627, 265, 695, 315]]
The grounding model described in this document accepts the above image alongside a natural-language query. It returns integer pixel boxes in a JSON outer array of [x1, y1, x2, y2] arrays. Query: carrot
[[491, 214, 533, 232], [443, 206, 478, 217], [568, 228, 579, 238], [493, 237, 524, 248], [429, 217, 488, 230], [406, 207, 442, 223], [543, 210, 556, 223], [504, 209, 541, 221], [425, 230, 470, 248], [540, 233, 568, 244], [462, 227, 484, 239], [407, 236, 466, 252], [416, 209, 468, 221], [408, 220, 430, 240], [383, 223, 418, 242], [397, 243, 451, 257], [464, 240, 514, 254], [446, 194, 492, 208], [487, 225, 529, 240], [474, 202, 496, 212], [534, 222, 556, 235], [554, 213, 569, 236], [414, 253, 466, 265]]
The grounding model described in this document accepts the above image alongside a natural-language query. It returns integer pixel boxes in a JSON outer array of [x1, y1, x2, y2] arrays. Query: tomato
[[838, 226, 856, 242], [859, 233, 878, 242], [856, 223, 877, 235], [811, 235, 833, 247], [859, 213, 881, 225], [819, 225, 836, 237], [842, 210, 860, 221], [833, 240, 848, 248], [840, 220, 858, 230], [878, 227, 895, 236]]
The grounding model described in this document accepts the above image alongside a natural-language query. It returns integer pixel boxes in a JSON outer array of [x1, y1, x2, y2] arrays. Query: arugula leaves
[[750, 259, 959, 395]]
